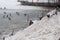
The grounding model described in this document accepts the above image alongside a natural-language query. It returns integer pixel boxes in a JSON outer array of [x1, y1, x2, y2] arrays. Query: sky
[[0, 0, 20, 9]]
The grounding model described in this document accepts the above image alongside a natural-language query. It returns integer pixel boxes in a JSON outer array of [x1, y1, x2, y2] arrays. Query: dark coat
[[29, 20, 33, 26]]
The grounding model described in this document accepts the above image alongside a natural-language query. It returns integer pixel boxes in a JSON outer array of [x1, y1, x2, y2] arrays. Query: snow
[[5, 9, 60, 40], [47, 9, 56, 16]]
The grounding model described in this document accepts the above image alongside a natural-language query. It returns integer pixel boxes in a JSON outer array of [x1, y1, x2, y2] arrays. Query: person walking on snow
[[29, 20, 33, 26]]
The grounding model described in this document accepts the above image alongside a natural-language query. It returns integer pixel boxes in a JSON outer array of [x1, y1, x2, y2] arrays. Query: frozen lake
[[0, 8, 49, 40]]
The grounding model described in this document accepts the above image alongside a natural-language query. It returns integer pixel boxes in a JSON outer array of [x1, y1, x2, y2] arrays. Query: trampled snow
[[5, 9, 60, 40]]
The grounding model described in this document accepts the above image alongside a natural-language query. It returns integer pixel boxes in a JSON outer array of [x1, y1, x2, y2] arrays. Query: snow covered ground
[[5, 9, 60, 40]]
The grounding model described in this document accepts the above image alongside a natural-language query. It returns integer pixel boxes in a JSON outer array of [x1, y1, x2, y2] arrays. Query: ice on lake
[[0, 8, 50, 40]]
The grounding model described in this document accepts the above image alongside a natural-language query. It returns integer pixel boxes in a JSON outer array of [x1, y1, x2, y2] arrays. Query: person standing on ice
[[47, 14, 50, 18], [3, 37, 5, 40], [8, 17, 11, 20], [7, 15, 8, 17], [55, 7, 59, 15], [10, 13, 11, 16], [58, 38, 60, 40], [29, 20, 33, 26]]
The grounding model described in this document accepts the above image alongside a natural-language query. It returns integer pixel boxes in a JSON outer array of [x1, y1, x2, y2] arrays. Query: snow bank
[[5, 9, 60, 40], [47, 9, 56, 16]]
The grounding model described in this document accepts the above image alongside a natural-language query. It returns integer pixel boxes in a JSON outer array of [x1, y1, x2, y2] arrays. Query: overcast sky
[[0, 0, 20, 9]]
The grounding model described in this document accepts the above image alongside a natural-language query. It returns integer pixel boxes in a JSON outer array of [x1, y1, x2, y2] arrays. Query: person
[[47, 14, 50, 18], [10, 13, 11, 16], [9, 29, 14, 36], [10, 30, 14, 36], [7, 15, 8, 17], [4, 12, 6, 14], [24, 14, 27, 16], [29, 20, 33, 26], [16, 12, 19, 16], [8, 17, 11, 20], [55, 11, 57, 15], [4, 7, 6, 9], [3, 37, 5, 40], [39, 16, 43, 20], [55, 7, 59, 15], [59, 38, 60, 40]]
